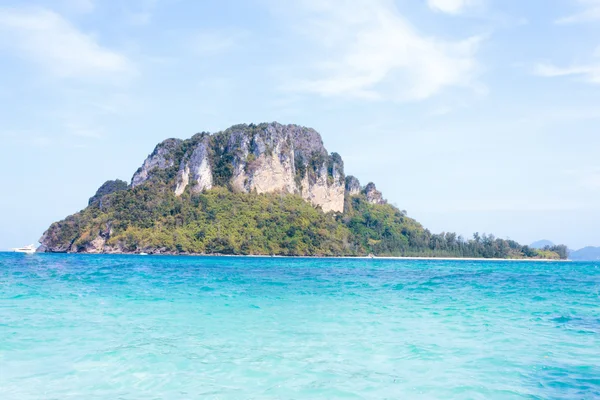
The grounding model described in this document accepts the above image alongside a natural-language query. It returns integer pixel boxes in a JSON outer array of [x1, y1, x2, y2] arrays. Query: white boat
[[139, 252, 148, 256], [12, 244, 36, 254]]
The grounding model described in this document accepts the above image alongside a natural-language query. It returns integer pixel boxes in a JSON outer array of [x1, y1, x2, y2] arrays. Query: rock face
[[345, 176, 387, 205], [345, 175, 361, 196], [131, 138, 182, 188], [130, 122, 347, 213], [363, 182, 386, 205], [37, 229, 71, 253], [175, 134, 213, 195], [39, 220, 116, 254]]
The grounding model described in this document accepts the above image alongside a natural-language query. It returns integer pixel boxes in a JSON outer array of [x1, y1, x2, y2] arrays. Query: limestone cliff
[[174, 134, 213, 195], [131, 138, 182, 188], [129, 122, 348, 213], [345, 176, 361, 196], [38, 122, 397, 255], [363, 182, 386, 205]]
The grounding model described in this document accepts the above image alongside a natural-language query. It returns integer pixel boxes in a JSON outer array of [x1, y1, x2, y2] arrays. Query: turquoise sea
[[1, 254, 598, 399]]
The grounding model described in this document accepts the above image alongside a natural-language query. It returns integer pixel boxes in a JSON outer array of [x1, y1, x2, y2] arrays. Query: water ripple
[[0, 253, 598, 399]]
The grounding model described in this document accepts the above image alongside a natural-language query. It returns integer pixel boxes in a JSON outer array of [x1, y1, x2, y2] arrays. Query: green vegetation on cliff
[[41, 181, 565, 259], [44, 183, 348, 255], [88, 179, 128, 206]]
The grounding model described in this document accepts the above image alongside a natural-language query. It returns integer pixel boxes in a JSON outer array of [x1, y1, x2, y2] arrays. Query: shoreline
[[2, 251, 569, 261]]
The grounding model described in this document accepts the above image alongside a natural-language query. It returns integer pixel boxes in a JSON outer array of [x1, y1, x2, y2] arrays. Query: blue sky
[[0, 0, 599, 250]]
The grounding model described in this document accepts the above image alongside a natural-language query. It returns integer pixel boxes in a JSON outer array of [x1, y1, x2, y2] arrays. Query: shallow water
[[1, 254, 599, 399]]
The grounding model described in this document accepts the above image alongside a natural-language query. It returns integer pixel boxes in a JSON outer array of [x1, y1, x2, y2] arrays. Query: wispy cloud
[[443, 199, 592, 213], [428, 105, 455, 116], [189, 30, 246, 55], [128, 11, 152, 26], [1, 130, 53, 148], [0, 7, 134, 79], [29, 136, 53, 147], [581, 170, 600, 190], [556, 0, 600, 24], [534, 42, 600, 85], [564, 167, 600, 191], [534, 59, 600, 85], [65, 123, 104, 139], [427, 0, 479, 15], [274, 0, 482, 101], [126, 0, 159, 26], [62, 0, 95, 14]]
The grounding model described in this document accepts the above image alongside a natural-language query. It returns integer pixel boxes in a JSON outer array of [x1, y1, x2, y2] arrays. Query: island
[[38, 122, 568, 259]]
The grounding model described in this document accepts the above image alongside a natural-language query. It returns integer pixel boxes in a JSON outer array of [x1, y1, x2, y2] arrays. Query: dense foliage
[[47, 184, 349, 256], [88, 180, 128, 206], [341, 196, 564, 259], [43, 179, 565, 259]]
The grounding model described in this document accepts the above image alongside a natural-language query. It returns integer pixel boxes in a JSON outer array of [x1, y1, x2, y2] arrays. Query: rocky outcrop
[[345, 175, 361, 196], [175, 134, 213, 195], [363, 182, 386, 205], [218, 124, 345, 212], [131, 138, 182, 188], [37, 229, 71, 253], [83, 235, 107, 253], [346, 176, 387, 205], [130, 123, 346, 213], [225, 125, 298, 195], [39, 221, 115, 253]]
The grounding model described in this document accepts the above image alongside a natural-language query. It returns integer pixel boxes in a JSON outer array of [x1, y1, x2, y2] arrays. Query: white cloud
[[428, 105, 454, 116], [534, 41, 600, 85], [2, 131, 52, 147], [427, 0, 478, 15], [126, 0, 159, 26], [63, 0, 95, 14], [534, 63, 600, 84], [556, 0, 600, 24], [65, 123, 104, 139], [189, 31, 245, 55], [0, 7, 134, 79], [564, 167, 600, 191], [30, 136, 52, 147], [128, 11, 152, 26], [276, 0, 482, 101], [581, 171, 600, 190]]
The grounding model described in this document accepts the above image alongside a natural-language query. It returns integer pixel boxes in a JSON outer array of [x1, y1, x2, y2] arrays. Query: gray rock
[[166, 122, 346, 212], [126, 122, 357, 212], [131, 138, 182, 187], [363, 182, 386, 205], [345, 175, 361, 196], [175, 135, 213, 195]]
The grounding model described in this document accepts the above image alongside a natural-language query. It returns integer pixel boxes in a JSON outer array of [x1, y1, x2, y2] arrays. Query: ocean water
[[0, 254, 599, 399]]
